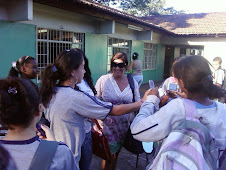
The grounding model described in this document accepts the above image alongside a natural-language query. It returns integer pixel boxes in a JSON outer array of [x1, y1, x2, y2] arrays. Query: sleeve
[[72, 91, 113, 120], [133, 78, 141, 102], [95, 75, 105, 99], [51, 144, 78, 170], [130, 96, 186, 142]]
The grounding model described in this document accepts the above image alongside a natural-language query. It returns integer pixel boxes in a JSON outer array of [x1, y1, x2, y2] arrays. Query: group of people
[[0, 49, 225, 170]]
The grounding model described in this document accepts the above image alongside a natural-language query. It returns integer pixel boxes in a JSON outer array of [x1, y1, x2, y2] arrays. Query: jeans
[[79, 131, 92, 170], [133, 75, 143, 87]]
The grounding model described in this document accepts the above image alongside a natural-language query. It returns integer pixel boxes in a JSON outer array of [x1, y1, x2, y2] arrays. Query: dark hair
[[110, 52, 128, 71], [74, 49, 97, 95], [172, 55, 224, 99], [132, 52, 139, 60], [213, 57, 222, 64], [40, 48, 84, 107], [8, 56, 36, 77], [0, 77, 40, 129]]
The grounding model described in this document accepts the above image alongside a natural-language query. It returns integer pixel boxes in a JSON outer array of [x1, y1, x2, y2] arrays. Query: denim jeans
[[79, 131, 92, 170], [133, 75, 143, 87]]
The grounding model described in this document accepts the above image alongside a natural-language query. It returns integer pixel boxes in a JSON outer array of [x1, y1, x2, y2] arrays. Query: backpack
[[147, 99, 217, 170]]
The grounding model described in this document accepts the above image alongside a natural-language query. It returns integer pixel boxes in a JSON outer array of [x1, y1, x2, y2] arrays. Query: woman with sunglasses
[[95, 52, 141, 170]]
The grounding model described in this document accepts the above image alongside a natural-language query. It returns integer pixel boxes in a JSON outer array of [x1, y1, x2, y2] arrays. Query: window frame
[[36, 27, 85, 82], [143, 43, 158, 70]]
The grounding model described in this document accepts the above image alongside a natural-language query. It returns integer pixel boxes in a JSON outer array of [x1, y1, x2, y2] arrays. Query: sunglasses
[[111, 62, 126, 68]]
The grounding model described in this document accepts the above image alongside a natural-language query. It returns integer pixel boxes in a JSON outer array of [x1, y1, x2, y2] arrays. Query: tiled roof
[[141, 12, 226, 35]]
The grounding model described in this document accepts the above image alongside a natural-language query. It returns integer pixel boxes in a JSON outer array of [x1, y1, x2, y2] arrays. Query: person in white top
[[77, 55, 96, 170], [131, 55, 226, 169], [40, 49, 150, 169], [96, 52, 141, 170]]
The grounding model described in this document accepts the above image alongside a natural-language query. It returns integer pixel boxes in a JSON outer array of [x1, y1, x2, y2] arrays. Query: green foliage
[[91, 0, 184, 16]]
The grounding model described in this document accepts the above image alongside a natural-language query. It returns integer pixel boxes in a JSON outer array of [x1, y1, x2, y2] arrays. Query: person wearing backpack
[[0, 77, 77, 169], [131, 55, 226, 170]]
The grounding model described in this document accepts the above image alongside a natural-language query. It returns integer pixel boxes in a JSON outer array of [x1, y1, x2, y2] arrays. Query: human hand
[[142, 87, 159, 102], [37, 124, 56, 141], [175, 91, 187, 98], [166, 90, 177, 98]]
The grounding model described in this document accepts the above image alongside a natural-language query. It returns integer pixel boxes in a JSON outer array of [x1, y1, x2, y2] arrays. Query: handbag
[[91, 119, 112, 160], [123, 74, 144, 155]]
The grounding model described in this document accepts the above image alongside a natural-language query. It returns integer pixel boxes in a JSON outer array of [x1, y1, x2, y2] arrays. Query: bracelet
[[140, 100, 144, 103]]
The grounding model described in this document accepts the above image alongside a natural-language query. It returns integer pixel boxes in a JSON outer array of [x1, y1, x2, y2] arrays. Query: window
[[190, 49, 203, 56], [143, 43, 157, 70], [36, 28, 84, 82], [107, 37, 131, 72]]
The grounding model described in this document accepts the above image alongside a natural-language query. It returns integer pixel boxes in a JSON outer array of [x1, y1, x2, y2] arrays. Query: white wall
[[161, 35, 226, 69]]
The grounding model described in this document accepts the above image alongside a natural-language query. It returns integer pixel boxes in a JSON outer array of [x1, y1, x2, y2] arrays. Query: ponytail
[[40, 65, 59, 107], [8, 67, 19, 77], [201, 75, 224, 99]]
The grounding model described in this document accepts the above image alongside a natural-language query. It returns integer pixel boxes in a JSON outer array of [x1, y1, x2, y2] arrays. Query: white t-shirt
[[77, 79, 94, 133], [213, 68, 225, 86], [45, 86, 112, 169]]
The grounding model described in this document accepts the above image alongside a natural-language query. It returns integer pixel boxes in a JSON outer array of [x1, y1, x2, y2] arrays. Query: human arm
[[109, 89, 151, 116], [130, 95, 185, 142], [127, 61, 134, 71]]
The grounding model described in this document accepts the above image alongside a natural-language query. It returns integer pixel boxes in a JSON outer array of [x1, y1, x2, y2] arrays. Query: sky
[[165, 0, 226, 13]]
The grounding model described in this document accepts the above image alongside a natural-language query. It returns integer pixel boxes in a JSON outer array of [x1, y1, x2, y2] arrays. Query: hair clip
[[24, 56, 30, 60], [8, 87, 17, 94], [52, 66, 58, 72], [12, 62, 17, 68]]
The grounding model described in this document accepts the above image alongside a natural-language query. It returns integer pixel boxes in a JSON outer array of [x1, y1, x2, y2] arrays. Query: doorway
[[163, 46, 175, 79]]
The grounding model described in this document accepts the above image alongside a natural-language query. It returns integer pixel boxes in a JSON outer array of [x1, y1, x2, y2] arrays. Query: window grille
[[36, 28, 84, 82], [107, 37, 131, 72], [143, 43, 157, 70]]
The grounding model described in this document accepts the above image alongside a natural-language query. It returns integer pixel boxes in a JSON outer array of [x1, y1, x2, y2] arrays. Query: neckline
[[0, 135, 39, 145]]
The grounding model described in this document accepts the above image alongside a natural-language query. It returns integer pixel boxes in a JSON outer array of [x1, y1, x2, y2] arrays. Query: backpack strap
[[127, 74, 135, 102], [28, 140, 59, 170]]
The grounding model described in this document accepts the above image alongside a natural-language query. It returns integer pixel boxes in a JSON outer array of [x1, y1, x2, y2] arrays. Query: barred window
[[36, 28, 84, 82], [107, 37, 131, 72], [143, 43, 157, 70]]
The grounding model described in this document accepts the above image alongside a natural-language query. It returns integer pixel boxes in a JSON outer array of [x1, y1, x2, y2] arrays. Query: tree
[[91, 0, 183, 16]]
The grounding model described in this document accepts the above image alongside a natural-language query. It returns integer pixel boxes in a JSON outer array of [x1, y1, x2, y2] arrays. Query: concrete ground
[[91, 81, 226, 169]]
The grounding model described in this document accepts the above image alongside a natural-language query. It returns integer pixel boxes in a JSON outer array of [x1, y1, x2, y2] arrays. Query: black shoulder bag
[[123, 74, 144, 167]]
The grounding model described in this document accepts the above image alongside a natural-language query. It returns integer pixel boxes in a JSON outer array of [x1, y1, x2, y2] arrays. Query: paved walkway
[[91, 81, 226, 169]]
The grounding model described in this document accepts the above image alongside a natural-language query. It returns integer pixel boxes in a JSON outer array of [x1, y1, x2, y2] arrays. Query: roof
[[141, 12, 226, 35], [34, 0, 173, 35]]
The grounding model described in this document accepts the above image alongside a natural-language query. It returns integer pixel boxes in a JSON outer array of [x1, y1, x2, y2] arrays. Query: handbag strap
[[28, 140, 59, 170], [127, 74, 135, 102]]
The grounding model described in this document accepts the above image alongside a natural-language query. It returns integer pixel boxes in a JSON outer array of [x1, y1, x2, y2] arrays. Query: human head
[[132, 52, 139, 60], [110, 52, 128, 71], [172, 55, 224, 99], [40, 48, 85, 107], [212, 57, 222, 70], [0, 77, 41, 129], [73, 49, 97, 95], [8, 56, 39, 79]]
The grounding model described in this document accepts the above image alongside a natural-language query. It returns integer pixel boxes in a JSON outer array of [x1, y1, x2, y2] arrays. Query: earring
[[68, 79, 73, 86], [75, 76, 78, 84]]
